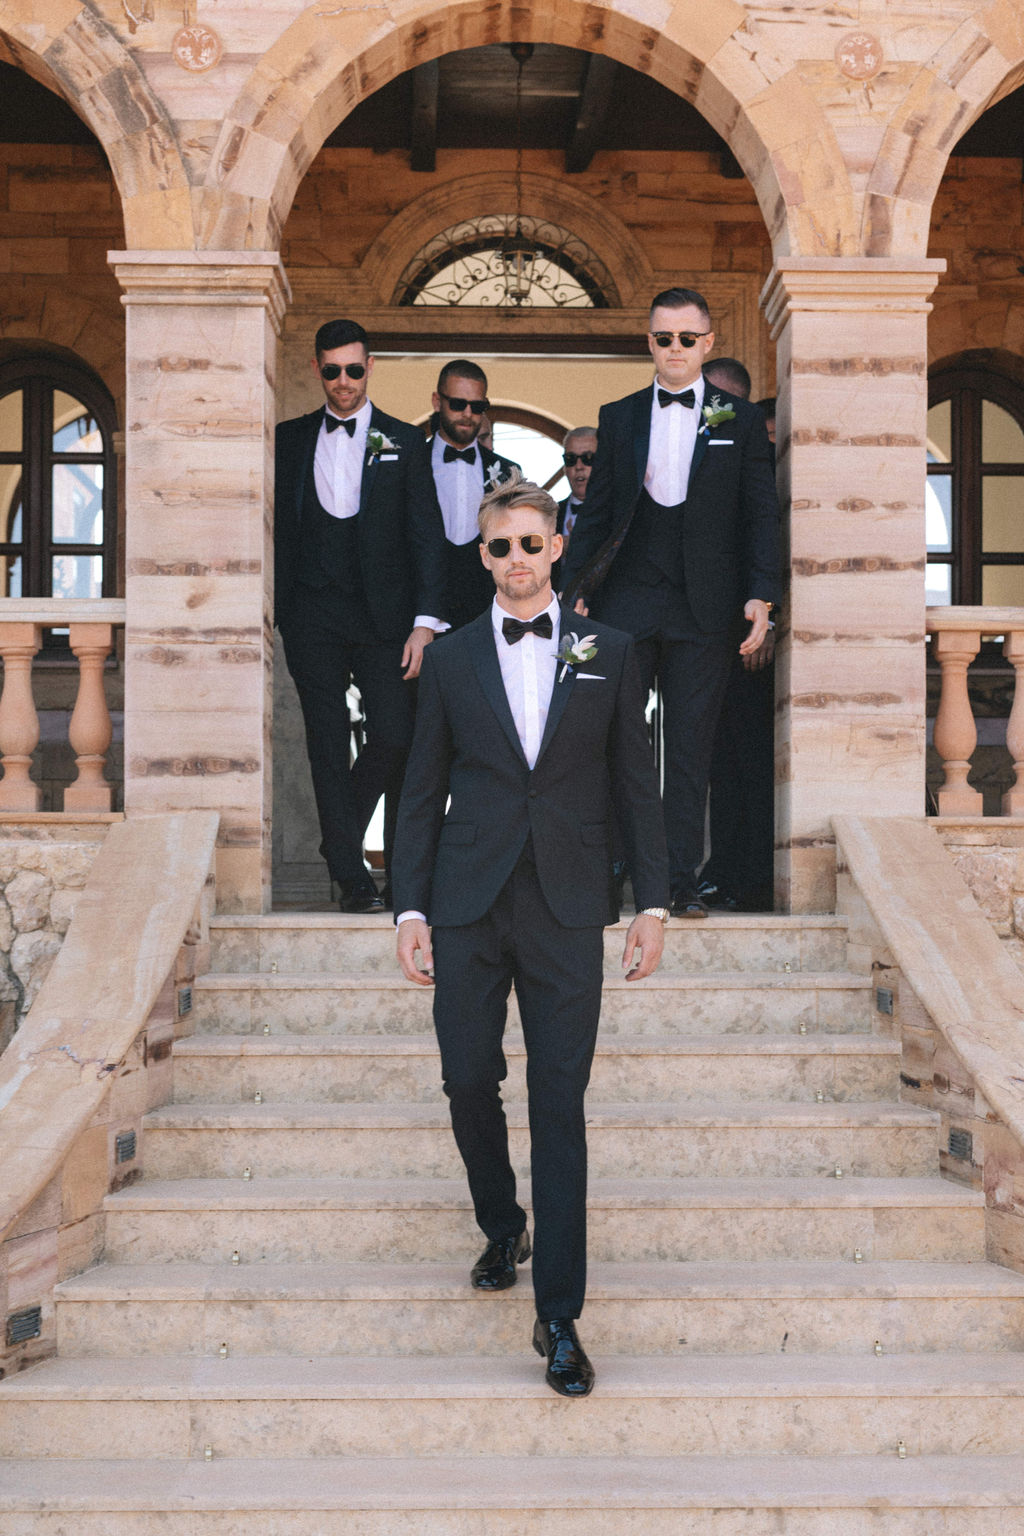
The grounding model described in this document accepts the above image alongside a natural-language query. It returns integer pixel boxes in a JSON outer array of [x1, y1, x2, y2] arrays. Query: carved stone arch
[[206, 0, 856, 258], [0, 4, 191, 249], [0, 299, 124, 419], [862, 14, 1024, 257], [359, 172, 653, 309]]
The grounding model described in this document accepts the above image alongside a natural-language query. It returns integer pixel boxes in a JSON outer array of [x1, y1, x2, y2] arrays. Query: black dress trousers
[[430, 840, 604, 1322]]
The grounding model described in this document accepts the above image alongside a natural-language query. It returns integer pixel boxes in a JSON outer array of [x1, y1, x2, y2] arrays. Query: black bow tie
[[502, 613, 553, 645], [658, 388, 695, 409], [443, 445, 477, 466], [325, 413, 356, 437]]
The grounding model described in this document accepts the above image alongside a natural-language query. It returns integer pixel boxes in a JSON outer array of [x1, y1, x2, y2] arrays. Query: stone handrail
[[929, 605, 1024, 816], [834, 815, 1024, 1273], [0, 598, 126, 814], [0, 812, 217, 1245]]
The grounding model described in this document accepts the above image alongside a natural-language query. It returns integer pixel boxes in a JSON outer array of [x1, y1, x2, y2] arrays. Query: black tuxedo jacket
[[275, 405, 448, 638], [559, 385, 781, 631], [392, 607, 669, 928]]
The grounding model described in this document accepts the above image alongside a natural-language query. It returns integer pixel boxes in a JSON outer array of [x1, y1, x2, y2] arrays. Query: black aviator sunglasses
[[320, 363, 367, 381]]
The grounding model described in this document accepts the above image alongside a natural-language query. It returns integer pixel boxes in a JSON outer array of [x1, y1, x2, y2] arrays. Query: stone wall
[[0, 824, 110, 1052], [934, 820, 1024, 975]]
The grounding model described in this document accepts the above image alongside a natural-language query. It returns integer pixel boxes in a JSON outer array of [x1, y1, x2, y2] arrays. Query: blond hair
[[477, 466, 558, 537]]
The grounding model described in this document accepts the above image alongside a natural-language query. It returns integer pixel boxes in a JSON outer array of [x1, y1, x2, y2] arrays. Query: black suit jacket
[[559, 385, 781, 631], [392, 607, 669, 928], [275, 405, 448, 638]]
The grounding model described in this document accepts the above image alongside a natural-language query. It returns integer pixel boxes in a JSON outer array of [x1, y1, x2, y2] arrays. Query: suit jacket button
[[529, 790, 537, 798]]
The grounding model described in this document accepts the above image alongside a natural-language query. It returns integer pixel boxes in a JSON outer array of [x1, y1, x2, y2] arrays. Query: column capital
[[108, 250, 292, 332], [761, 257, 946, 338]]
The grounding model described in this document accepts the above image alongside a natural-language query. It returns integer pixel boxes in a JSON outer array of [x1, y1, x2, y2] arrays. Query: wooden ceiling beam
[[565, 55, 618, 174], [410, 60, 440, 172]]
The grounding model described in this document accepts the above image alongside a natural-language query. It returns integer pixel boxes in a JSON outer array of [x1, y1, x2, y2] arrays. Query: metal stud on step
[[254, 1090, 263, 1104], [784, 962, 792, 973], [897, 1441, 907, 1459], [231, 1250, 240, 1265], [815, 1090, 825, 1103], [798, 1022, 808, 1035], [242, 1167, 252, 1181], [853, 1248, 863, 1263], [218, 1342, 228, 1357], [874, 1340, 883, 1356], [263, 1023, 271, 1035], [834, 1165, 843, 1178], [270, 960, 278, 974], [204, 1446, 214, 1461]]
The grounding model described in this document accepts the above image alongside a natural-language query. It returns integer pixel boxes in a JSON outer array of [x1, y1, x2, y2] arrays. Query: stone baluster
[[1002, 629, 1024, 816], [65, 622, 116, 812], [0, 622, 43, 811], [933, 628, 983, 814]]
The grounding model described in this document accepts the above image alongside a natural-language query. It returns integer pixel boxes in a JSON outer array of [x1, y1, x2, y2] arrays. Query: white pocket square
[[708, 439, 734, 446], [576, 673, 606, 680]]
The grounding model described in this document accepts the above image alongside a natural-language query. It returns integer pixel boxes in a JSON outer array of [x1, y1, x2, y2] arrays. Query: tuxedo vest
[[297, 454, 373, 634]]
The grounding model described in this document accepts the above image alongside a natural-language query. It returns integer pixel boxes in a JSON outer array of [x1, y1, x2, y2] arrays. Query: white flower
[[557, 631, 598, 681]]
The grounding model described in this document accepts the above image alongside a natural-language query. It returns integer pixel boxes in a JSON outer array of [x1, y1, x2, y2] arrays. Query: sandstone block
[[5, 871, 53, 934]]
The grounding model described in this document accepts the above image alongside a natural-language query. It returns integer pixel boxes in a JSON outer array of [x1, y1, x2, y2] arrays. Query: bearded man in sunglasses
[[275, 318, 448, 912], [427, 360, 519, 630], [560, 287, 781, 919], [393, 469, 669, 1397]]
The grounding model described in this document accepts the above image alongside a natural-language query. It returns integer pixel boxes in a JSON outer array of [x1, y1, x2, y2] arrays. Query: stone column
[[109, 252, 290, 913], [761, 258, 945, 914]]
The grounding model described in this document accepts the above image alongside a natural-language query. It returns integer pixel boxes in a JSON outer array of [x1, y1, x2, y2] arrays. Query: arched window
[[927, 365, 1024, 605], [0, 355, 117, 604], [394, 216, 617, 308]]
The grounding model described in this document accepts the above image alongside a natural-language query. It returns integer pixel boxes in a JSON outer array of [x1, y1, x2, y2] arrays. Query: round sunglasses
[[485, 533, 547, 558], [649, 331, 712, 349]]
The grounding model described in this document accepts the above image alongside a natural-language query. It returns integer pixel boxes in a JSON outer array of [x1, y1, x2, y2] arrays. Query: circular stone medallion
[[172, 22, 223, 73], [835, 31, 884, 81]]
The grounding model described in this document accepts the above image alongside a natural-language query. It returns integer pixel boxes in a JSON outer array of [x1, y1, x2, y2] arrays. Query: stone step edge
[[193, 970, 873, 993], [141, 1099, 939, 1129], [53, 1258, 1024, 1303], [5, 1352, 1022, 1402], [210, 913, 849, 932], [104, 1174, 982, 1212], [172, 1033, 898, 1058], [2, 1455, 1024, 1510]]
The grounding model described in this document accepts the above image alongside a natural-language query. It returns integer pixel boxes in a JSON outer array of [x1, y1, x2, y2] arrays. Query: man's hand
[[574, 597, 589, 617], [397, 918, 434, 986], [402, 625, 435, 680], [621, 913, 665, 981], [739, 599, 771, 657], [742, 627, 776, 673]]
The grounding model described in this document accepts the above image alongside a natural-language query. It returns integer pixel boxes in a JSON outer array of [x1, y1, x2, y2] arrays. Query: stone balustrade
[[0, 600, 126, 815], [930, 607, 1024, 817]]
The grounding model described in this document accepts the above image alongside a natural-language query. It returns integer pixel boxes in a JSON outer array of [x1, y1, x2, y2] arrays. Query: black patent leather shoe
[[671, 888, 709, 919], [336, 880, 385, 914], [532, 1317, 595, 1397], [470, 1230, 531, 1290]]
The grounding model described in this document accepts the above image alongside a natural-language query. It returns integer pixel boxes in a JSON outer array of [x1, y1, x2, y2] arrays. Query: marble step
[[190, 970, 875, 1036], [52, 1259, 1024, 1358], [209, 912, 851, 977], [4, 1354, 1024, 1460], [140, 1100, 939, 1181], [171, 1031, 900, 1105], [3, 1455, 1024, 1535], [102, 1175, 986, 1265]]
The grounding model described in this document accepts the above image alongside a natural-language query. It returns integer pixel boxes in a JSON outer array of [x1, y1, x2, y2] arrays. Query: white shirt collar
[[653, 373, 705, 405], [323, 397, 372, 432], [491, 591, 560, 639]]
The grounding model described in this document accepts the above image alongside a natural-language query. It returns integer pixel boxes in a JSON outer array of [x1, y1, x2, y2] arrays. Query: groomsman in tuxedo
[[560, 288, 781, 918], [558, 425, 598, 547], [428, 361, 519, 630], [275, 318, 448, 912], [394, 470, 669, 1396]]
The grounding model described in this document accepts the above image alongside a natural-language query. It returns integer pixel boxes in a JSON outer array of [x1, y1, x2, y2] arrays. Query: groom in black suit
[[275, 318, 448, 911], [393, 470, 670, 1396], [560, 287, 781, 916]]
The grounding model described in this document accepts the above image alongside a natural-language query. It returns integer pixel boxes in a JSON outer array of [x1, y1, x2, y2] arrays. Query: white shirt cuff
[[396, 910, 427, 926], [415, 616, 450, 633]]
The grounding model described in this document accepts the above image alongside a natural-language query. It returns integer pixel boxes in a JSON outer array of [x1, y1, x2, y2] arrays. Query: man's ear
[[551, 532, 564, 563]]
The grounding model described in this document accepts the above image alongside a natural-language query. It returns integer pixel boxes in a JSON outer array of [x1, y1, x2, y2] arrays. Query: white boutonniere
[[367, 430, 399, 461], [699, 394, 737, 436], [557, 631, 598, 683], [484, 469, 512, 494]]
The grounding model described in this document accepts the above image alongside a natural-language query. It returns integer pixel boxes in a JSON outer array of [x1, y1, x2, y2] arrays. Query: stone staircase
[[3, 910, 1024, 1532]]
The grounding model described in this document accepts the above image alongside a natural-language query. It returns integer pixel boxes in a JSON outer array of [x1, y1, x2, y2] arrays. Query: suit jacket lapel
[[535, 609, 576, 767], [469, 616, 529, 769], [632, 386, 653, 493], [688, 412, 709, 495], [359, 406, 383, 516]]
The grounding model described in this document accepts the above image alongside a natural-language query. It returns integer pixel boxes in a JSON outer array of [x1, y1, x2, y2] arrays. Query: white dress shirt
[[431, 435, 484, 545], [313, 398, 372, 519], [645, 371, 705, 507], [396, 592, 561, 927]]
